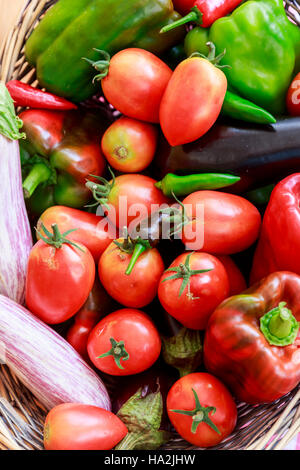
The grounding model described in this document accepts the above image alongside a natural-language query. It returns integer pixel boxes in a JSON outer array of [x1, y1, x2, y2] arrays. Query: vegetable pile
[[1, 0, 300, 451]]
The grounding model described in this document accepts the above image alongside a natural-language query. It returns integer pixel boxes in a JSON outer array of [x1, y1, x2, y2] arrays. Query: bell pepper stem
[[125, 243, 147, 276], [260, 302, 299, 346], [22, 162, 52, 198], [160, 7, 202, 33]]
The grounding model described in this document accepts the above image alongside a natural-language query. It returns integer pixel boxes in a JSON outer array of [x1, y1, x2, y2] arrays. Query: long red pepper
[[161, 0, 242, 31], [6, 80, 77, 110]]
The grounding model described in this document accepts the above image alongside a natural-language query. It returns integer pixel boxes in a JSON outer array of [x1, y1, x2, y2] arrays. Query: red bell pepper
[[203, 271, 300, 404], [161, 0, 242, 31], [250, 174, 300, 284], [6, 80, 77, 110]]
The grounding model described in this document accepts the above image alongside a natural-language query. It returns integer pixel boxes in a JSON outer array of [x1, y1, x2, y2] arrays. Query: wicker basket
[[0, 0, 300, 451]]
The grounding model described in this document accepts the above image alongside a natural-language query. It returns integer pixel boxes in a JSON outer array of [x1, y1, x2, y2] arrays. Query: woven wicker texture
[[0, 0, 300, 451]]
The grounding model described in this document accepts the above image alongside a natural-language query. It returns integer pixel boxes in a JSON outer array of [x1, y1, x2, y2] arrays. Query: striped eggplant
[[0, 82, 32, 304], [0, 294, 111, 411]]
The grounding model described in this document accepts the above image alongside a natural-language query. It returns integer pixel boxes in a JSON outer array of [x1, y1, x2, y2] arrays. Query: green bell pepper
[[184, 0, 300, 115], [25, 0, 184, 103]]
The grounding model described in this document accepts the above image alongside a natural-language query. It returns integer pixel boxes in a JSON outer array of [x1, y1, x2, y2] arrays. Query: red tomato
[[158, 252, 230, 330], [87, 308, 161, 376], [26, 226, 95, 324], [216, 255, 247, 296], [181, 190, 261, 254], [101, 48, 172, 123], [66, 278, 116, 360], [101, 117, 158, 173], [287, 72, 300, 116], [159, 57, 227, 146], [99, 239, 164, 308], [103, 174, 168, 229], [44, 403, 127, 450], [167, 372, 237, 447], [37, 205, 116, 262]]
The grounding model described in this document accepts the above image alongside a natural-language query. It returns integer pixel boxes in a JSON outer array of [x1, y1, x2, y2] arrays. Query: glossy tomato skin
[[181, 191, 261, 254], [99, 240, 164, 308], [216, 255, 247, 296], [26, 241, 95, 324], [87, 309, 161, 376], [167, 373, 237, 448], [37, 206, 116, 262], [286, 72, 300, 116], [158, 252, 230, 330], [101, 117, 158, 173], [106, 174, 169, 229], [44, 403, 127, 450], [159, 58, 227, 146], [102, 48, 172, 123]]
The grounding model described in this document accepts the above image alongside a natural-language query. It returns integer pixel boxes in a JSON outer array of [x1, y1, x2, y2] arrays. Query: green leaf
[[0, 82, 26, 140]]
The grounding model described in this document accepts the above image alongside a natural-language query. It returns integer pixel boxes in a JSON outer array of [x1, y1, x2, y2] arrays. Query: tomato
[[158, 252, 230, 330], [180, 190, 261, 253], [44, 403, 127, 450], [26, 224, 95, 324], [216, 255, 247, 296], [102, 48, 172, 123], [66, 278, 116, 360], [286, 72, 300, 116], [167, 372, 237, 447], [99, 239, 164, 308], [159, 56, 227, 146], [37, 205, 116, 262], [101, 117, 158, 173], [87, 308, 161, 376], [101, 174, 168, 230]]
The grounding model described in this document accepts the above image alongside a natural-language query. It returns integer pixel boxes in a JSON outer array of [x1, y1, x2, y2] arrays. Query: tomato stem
[[97, 337, 129, 369], [171, 388, 221, 435], [85, 166, 115, 209], [162, 252, 212, 298], [82, 49, 111, 82], [125, 241, 151, 275], [35, 223, 84, 251]]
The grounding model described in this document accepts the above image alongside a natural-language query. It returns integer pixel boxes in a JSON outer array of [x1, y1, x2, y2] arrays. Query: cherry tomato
[[44, 403, 127, 450], [158, 252, 230, 330], [101, 117, 158, 173], [87, 308, 161, 376], [167, 372, 237, 447], [103, 174, 168, 229], [66, 278, 116, 360], [159, 56, 227, 146], [26, 224, 95, 324], [216, 255, 247, 296], [287, 72, 300, 116], [181, 190, 261, 254], [99, 239, 164, 308], [37, 205, 116, 262], [102, 48, 172, 123]]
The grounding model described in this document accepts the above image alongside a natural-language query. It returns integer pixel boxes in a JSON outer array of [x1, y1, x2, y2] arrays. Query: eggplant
[[152, 117, 300, 193]]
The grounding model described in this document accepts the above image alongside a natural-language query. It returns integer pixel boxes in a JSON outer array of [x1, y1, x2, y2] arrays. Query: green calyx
[[162, 327, 202, 378], [160, 6, 203, 33], [97, 337, 129, 370], [171, 388, 221, 435], [260, 302, 299, 347], [85, 166, 115, 210], [190, 41, 230, 70], [82, 49, 111, 82], [36, 222, 84, 251], [116, 386, 171, 450], [0, 82, 25, 141], [162, 252, 212, 299], [114, 232, 151, 276]]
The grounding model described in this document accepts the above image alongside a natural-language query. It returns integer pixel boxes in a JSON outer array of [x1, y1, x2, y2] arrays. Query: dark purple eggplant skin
[[152, 117, 300, 193]]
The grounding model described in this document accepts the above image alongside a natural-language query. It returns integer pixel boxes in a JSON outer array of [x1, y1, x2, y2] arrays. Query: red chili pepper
[[6, 80, 77, 110], [250, 174, 300, 284], [161, 0, 242, 31], [204, 271, 300, 404]]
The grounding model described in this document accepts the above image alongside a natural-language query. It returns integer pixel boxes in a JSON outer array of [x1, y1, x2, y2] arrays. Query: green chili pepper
[[245, 183, 275, 206], [155, 173, 240, 198], [222, 91, 276, 125]]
